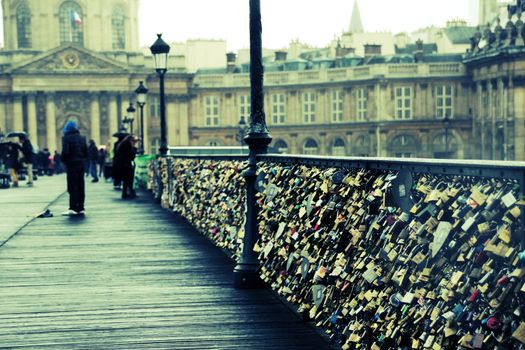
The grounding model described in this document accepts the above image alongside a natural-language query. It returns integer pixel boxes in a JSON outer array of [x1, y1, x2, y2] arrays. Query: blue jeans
[[89, 161, 99, 181]]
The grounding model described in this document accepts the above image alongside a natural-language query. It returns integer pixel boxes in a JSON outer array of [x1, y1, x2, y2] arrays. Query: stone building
[[0, 0, 524, 161]]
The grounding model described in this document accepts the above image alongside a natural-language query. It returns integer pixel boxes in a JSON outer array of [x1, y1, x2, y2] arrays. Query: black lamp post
[[236, 116, 247, 146], [443, 115, 451, 158], [123, 102, 136, 135], [135, 81, 149, 154], [150, 34, 170, 156], [233, 0, 272, 288]]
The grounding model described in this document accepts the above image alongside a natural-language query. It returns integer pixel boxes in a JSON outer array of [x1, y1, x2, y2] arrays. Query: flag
[[71, 11, 82, 26]]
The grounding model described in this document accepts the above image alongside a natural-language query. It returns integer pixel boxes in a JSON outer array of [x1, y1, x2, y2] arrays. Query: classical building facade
[[0, 0, 524, 161]]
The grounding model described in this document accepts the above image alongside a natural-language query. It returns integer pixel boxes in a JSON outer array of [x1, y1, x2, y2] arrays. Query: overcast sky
[[138, 0, 478, 51]]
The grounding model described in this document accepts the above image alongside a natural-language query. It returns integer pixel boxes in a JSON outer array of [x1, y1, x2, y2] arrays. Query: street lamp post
[[135, 81, 149, 154], [150, 34, 170, 156], [233, 0, 272, 288], [124, 102, 136, 135], [236, 116, 247, 146]]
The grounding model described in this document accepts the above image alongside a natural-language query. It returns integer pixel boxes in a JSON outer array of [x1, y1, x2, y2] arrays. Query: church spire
[[349, 0, 364, 33]]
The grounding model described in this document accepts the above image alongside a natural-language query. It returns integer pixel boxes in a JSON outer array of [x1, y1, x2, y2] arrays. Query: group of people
[[61, 120, 138, 215], [0, 135, 65, 187]]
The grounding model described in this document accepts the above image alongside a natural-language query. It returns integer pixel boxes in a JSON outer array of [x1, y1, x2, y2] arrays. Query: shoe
[[27, 182, 33, 187], [77, 210, 85, 215], [91, 179, 99, 183], [62, 209, 78, 216], [12, 183, 18, 188]]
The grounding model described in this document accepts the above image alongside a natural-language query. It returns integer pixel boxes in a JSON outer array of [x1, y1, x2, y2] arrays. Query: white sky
[[138, 0, 478, 51]]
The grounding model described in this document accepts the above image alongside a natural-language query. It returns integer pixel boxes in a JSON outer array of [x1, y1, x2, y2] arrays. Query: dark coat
[[21, 139, 35, 164], [61, 130, 88, 165], [5, 141, 21, 169], [113, 136, 136, 181], [88, 142, 99, 161]]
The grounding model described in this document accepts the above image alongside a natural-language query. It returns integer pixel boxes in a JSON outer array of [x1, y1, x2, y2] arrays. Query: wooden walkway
[[0, 177, 328, 349]]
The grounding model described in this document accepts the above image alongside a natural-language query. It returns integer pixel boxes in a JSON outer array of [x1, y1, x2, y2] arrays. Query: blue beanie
[[63, 120, 78, 134]]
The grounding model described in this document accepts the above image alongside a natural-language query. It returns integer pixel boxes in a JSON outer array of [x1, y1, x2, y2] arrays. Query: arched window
[[112, 7, 125, 50], [273, 139, 288, 154], [389, 134, 419, 158], [432, 132, 458, 159], [303, 139, 319, 155], [353, 134, 370, 156], [16, 2, 31, 48], [331, 138, 346, 156], [59, 1, 84, 46]]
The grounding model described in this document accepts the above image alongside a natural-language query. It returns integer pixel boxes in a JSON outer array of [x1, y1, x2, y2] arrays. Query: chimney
[[275, 50, 287, 62], [415, 39, 424, 62], [336, 46, 355, 57], [364, 44, 381, 57], [226, 52, 237, 73]]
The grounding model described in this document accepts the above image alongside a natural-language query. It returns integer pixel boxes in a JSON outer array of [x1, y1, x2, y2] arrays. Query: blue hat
[[63, 120, 78, 134]]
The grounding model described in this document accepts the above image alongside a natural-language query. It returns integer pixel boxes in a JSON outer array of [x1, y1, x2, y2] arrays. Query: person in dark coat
[[87, 139, 99, 183], [19, 134, 35, 186], [114, 135, 137, 199], [61, 120, 88, 215], [112, 134, 126, 190], [5, 139, 21, 187]]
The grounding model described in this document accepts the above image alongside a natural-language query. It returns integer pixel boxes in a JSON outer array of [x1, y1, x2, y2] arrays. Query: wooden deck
[[0, 177, 328, 349]]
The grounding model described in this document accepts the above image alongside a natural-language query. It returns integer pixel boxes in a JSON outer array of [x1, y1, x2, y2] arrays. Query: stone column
[[45, 93, 57, 152], [0, 96, 6, 133], [319, 132, 327, 155], [490, 81, 497, 159], [27, 94, 38, 142], [166, 98, 177, 146], [90, 93, 101, 145], [477, 82, 485, 159], [178, 97, 189, 146], [108, 93, 118, 139], [513, 82, 525, 161], [13, 94, 24, 132]]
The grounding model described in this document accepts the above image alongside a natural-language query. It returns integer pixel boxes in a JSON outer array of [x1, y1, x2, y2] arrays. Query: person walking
[[97, 147, 106, 178], [19, 134, 35, 186], [61, 120, 88, 216], [5, 138, 21, 187], [114, 134, 137, 199], [87, 139, 99, 183]]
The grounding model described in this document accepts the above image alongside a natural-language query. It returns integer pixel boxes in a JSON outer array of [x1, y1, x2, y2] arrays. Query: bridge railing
[[148, 154, 525, 349]]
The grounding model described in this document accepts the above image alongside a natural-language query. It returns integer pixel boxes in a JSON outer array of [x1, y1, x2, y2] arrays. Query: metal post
[[139, 103, 145, 155], [159, 72, 167, 155], [233, 0, 272, 288]]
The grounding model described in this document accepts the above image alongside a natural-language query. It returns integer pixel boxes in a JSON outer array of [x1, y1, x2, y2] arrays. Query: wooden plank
[[0, 180, 328, 349]]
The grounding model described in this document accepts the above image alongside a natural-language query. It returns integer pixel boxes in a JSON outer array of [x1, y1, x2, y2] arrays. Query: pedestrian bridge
[[0, 176, 328, 349]]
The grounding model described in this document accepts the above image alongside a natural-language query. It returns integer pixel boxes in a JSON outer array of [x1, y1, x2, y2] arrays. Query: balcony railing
[[193, 63, 466, 88], [148, 154, 525, 349]]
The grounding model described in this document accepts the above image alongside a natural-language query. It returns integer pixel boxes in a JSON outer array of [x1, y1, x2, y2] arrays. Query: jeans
[[89, 161, 98, 181], [66, 162, 85, 212]]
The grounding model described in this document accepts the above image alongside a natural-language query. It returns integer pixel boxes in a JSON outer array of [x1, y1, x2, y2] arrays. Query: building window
[[303, 139, 319, 155], [357, 88, 368, 121], [112, 7, 125, 50], [331, 90, 343, 122], [389, 134, 419, 158], [59, 1, 84, 46], [207, 140, 222, 146], [16, 3, 31, 48], [354, 134, 370, 156], [273, 139, 288, 153], [204, 96, 220, 126], [239, 94, 251, 122], [332, 138, 346, 156], [271, 94, 286, 125], [395, 87, 412, 120], [435, 85, 453, 118], [302, 92, 317, 123], [432, 132, 457, 158], [149, 96, 160, 118], [150, 138, 160, 154]]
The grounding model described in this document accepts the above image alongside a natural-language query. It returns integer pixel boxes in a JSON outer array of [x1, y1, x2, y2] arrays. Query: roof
[[395, 43, 438, 55], [443, 26, 478, 44]]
